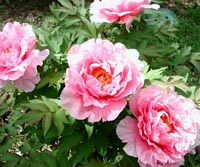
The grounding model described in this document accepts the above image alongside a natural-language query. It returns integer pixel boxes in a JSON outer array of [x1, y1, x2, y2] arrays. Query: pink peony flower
[[116, 85, 200, 167], [60, 38, 144, 123], [89, 0, 160, 31], [0, 22, 49, 92]]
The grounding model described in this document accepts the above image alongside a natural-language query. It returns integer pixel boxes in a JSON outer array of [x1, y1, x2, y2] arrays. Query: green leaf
[[144, 66, 167, 82], [0, 161, 19, 167], [85, 124, 94, 138], [37, 70, 64, 89], [44, 126, 59, 144], [41, 97, 59, 113], [0, 127, 6, 143], [0, 153, 20, 162], [81, 17, 97, 38], [167, 76, 189, 93], [95, 132, 110, 157], [19, 141, 32, 153], [70, 139, 94, 164], [17, 111, 44, 124], [53, 109, 68, 135], [0, 138, 15, 153], [42, 113, 52, 136], [41, 152, 58, 167], [191, 52, 200, 72], [80, 157, 103, 167], [58, 131, 84, 157], [120, 155, 139, 167], [58, 0, 73, 9], [23, 101, 50, 112]]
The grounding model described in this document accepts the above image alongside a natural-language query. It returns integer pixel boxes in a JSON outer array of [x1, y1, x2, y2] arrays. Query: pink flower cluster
[[0, 22, 49, 92], [89, 0, 160, 31], [60, 38, 144, 123], [60, 36, 200, 166], [117, 85, 200, 167]]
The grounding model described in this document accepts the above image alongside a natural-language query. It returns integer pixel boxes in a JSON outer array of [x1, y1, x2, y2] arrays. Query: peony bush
[[0, 0, 200, 167]]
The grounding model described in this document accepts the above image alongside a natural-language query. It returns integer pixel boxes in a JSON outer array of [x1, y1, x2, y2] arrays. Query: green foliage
[[0, 0, 200, 167]]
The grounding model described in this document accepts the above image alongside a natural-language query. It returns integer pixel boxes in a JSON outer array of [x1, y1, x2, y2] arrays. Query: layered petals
[[89, 0, 160, 31], [60, 38, 144, 123], [117, 85, 200, 167], [0, 22, 49, 91]]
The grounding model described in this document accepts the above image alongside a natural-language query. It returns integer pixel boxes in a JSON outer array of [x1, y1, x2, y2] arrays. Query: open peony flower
[[116, 85, 200, 167], [60, 38, 144, 123], [89, 0, 160, 31], [0, 22, 49, 92]]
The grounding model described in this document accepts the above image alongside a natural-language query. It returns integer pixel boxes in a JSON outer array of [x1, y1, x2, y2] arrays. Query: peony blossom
[[116, 85, 200, 167], [60, 38, 144, 123], [89, 0, 160, 31], [0, 22, 49, 92]]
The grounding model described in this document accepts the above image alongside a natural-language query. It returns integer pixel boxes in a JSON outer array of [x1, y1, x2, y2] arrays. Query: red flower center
[[160, 115, 175, 132], [5, 48, 11, 54], [92, 67, 112, 88]]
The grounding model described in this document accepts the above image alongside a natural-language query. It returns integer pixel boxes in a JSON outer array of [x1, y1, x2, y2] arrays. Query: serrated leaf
[[145, 67, 167, 81]]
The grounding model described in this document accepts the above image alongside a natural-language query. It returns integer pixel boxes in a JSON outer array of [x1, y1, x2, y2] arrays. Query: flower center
[[5, 48, 11, 54], [92, 67, 112, 88], [160, 114, 175, 132]]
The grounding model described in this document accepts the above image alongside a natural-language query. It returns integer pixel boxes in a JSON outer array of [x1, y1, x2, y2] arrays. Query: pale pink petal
[[60, 86, 89, 120], [116, 116, 138, 157], [14, 67, 39, 92], [129, 94, 140, 117]]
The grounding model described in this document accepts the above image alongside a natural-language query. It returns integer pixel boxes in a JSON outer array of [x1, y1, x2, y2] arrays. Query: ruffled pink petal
[[14, 67, 40, 92], [60, 86, 90, 120], [116, 116, 138, 157]]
